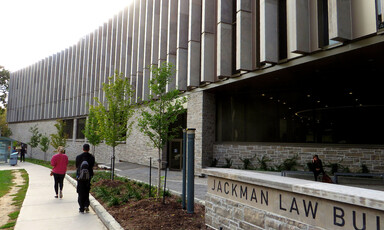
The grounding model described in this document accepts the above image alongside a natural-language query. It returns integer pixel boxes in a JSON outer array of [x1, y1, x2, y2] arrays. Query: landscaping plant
[[138, 62, 187, 197]]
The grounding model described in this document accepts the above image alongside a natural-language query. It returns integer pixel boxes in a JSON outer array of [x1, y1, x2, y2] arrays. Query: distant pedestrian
[[76, 143, 95, 213], [50, 146, 68, 198], [20, 144, 26, 162], [312, 155, 324, 181]]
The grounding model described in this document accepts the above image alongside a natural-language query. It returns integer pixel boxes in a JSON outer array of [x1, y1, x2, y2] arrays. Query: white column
[[136, 0, 147, 103], [120, 7, 129, 75], [217, 0, 232, 77], [328, 0, 352, 41], [260, 0, 279, 63], [176, 0, 189, 91], [237, 0, 253, 71], [131, 0, 140, 95], [201, 0, 216, 83], [99, 23, 108, 103], [166, 0, 178, 91], [187, 0, 201, 88], [115, 12, 123, 74], [158, 0, 169, 65], [150, 0, 161, 97], [143, 0, 154, 101], [125, 5, 134, 80]]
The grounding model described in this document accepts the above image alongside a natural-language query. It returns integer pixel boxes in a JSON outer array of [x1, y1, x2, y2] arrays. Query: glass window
[[62, 119, 74, 139], [76, 118, 86, 139]]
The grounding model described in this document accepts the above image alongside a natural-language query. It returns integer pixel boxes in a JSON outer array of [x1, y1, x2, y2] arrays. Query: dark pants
[[20, 153, 25, 162], [53, 173, 65, 195], [313, 170, 323, 181], [77, 180, 91, 212]]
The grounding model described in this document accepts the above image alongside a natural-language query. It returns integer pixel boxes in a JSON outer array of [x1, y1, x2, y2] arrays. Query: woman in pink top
[[50, 146, 68, 198]]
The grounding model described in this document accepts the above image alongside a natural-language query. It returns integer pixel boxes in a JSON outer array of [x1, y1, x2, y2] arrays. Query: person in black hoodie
[[312, 155, 324, 181], [76, 144, 95, 213]]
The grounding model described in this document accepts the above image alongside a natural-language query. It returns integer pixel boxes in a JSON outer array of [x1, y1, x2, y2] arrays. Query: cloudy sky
[[0, 0, 133, 72]]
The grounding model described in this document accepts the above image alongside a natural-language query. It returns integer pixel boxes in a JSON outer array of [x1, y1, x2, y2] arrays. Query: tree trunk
[[157, 147, 161, 197], [111, 146, 116, 180]]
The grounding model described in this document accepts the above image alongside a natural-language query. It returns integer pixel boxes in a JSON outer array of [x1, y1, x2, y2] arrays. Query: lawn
[[0, 171, 14, 198], [0, 169, 28, 230]]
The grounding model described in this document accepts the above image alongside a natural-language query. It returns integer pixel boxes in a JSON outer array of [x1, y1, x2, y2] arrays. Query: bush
[[257, 155, 272, 171], [276, 154, 300, 171], [240, 155, 256, 170]]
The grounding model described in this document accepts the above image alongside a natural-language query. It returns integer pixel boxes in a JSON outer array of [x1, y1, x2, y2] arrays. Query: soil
[[0, 170, 24, 227], [92, 179, 208, 230]]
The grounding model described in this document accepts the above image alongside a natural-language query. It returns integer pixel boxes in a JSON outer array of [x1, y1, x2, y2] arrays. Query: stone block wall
[[205, 194, 321, 230], [187, 91, 216, 174], [204, 168, 384, 230], [213, 143, 384, 173]]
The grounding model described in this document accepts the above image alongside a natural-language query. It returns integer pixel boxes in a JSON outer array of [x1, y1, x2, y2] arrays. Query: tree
[[82, 105, 102, 157], [0, 109, 12, 137], [50, 120, 68, 150], [39, 135, 50, 161], [0, 66, 10, 108], [93, 71, 135, 180], [28, 125, 42, 159], [138, 62, 187, 197]]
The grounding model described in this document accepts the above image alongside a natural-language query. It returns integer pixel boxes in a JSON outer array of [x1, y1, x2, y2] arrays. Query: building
[[7, 0, 384, 173]]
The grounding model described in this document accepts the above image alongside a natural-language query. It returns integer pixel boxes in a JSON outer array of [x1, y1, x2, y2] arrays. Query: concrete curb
[[65, 174, 124, 230]]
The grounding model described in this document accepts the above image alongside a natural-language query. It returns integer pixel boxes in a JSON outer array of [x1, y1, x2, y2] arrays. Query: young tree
[[82, 105, 102, 157], [0, 109, 12, 137], [138, 62, 187, 197], [50, 120, 67, 150], [93, 71, 135, 180], [28, 125, 42, 159], [39, 135, 50, 161], [0, 66, 10, 108]]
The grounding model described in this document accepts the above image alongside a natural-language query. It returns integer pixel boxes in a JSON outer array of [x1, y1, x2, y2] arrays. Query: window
[[215, 46, 384, 145], [62, 119, 74, 139], [76, 118, 86, 139]]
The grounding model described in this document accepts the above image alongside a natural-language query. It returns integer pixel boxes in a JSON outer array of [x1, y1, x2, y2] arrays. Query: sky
[[0, 0, 133, 72]]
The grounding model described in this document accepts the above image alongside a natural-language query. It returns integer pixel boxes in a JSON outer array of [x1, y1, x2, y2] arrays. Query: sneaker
[[59, 190, 63, 199], [79, 209, 84, 213], [85, 207, 89, 212], [54, 195, 58, 198]]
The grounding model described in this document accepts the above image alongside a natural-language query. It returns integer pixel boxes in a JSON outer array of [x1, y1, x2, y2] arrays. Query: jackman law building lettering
[[205, 168, 384, 230]]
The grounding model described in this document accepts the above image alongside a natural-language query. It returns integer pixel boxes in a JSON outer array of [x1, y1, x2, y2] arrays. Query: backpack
[[78, 160, 90, 181]]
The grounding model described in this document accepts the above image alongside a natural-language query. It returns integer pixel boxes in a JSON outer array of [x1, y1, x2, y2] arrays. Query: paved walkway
[[0, 162, 107, 230]]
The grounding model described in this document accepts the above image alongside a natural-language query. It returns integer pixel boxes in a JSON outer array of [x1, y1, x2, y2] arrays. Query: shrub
[[257, 155, 272, 171]]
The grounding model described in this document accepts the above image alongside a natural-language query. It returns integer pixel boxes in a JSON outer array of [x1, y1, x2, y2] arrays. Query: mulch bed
[[91, 178, 208, 230]]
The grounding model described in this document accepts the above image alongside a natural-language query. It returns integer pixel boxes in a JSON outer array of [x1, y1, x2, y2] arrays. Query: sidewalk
[[0, 162, 107, 230]]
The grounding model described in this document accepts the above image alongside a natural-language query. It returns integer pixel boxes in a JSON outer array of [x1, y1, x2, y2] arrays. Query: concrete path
[[0, 162, 107, 230]]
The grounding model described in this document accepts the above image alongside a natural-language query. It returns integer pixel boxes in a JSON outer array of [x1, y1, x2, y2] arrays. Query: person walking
[[20, 144, 26, 162], [312, 155, 324, 181], [76, 143, 95, 213], [50, 146, 68, 198]]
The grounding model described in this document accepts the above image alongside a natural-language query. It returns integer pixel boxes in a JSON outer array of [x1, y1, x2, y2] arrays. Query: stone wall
[[213, 143, 384, 173], [187, 91, 216, 174], [8, 114, 158, 167], [204, 168, 384, 230]]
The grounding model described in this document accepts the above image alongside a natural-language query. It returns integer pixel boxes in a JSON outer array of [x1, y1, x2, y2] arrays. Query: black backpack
[[78, 160, 90, 181]]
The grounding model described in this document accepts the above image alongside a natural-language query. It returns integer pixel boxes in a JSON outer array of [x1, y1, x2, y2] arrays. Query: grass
[[0, 169, 28, 230], [0, 170, 14, 198], [24, 157, 76, 169]]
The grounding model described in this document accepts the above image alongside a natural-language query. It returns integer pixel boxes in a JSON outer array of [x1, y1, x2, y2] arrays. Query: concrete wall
[[204, 168, 384, 230]]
